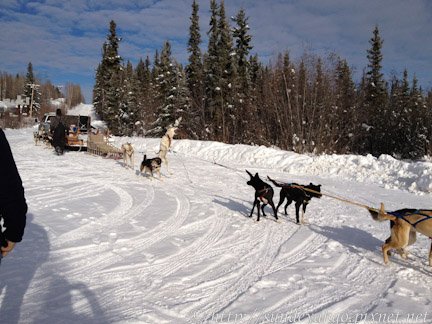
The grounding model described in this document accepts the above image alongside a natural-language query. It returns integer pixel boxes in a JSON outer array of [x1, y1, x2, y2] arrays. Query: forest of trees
[[0, 62, 85, 117], [93, 0, 432, 160]]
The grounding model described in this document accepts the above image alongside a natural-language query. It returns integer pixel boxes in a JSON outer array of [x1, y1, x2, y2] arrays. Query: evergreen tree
[[135, 57, 152, 134], [232, 7, 254, 143], [395, 69, 411, 157], [217, 0, 236, 142], [408, 75, 427, 158], [310, 58, 327, 153], [363, 25, 388, 156], [24, 62, 41, 116], [186, 0, 204, 137], [148, 41, 188, 136], [118, 61, 140, 136], [172, 64, 192, 136], [334, 58, 357, 153], [151, 49, 163, 123], [281, 52, 296, 147], [233, 8, 252, 91], [383, 74, 400, 155], [295, 59, 307, 151], [204, 0, 222, 139], [93, 20, 123, 134]]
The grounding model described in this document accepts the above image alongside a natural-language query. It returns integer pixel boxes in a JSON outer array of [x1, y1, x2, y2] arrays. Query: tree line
[[0, 62, 85, 117], [93, 0, 432, 160]]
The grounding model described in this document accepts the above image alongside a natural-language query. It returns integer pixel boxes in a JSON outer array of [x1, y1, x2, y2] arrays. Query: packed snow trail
[[0, 128, 431, 324]]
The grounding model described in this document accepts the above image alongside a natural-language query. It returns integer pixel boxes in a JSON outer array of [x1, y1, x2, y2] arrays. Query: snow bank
[[173, 140, 432, 194], [70, 103, 432, 194]]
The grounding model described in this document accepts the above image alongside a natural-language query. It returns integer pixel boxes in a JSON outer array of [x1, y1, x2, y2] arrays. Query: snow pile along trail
[[0, 128, 431, 324]]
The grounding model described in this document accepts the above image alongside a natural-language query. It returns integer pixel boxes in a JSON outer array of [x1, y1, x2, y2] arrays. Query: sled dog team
[[246, 170, 431, 267], [122, 127, 431, 268], [121, 127, 176, 180]]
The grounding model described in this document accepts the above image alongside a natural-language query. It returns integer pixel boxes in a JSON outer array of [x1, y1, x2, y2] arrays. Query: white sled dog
[[158, 127, 177, 174], [121, 142, 135, 169]]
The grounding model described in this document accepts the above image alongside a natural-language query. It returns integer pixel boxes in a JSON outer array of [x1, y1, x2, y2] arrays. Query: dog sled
[[87, 132, 123, 159]]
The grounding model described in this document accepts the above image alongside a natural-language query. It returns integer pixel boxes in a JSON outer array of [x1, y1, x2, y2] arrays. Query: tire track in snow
[[241, 240, 393, 324], [40, 181, 154, 279], [182, 221, 298, 322], [31, 183, 101, 207], [54, 183, 190, 279], [104, 209, 228, 277]]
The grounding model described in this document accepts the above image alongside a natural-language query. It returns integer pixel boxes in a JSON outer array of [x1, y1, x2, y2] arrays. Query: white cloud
[[0, 0, 431, 103]]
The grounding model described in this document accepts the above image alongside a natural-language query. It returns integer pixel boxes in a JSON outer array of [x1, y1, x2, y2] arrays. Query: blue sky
[[1, 0, 431, 103]]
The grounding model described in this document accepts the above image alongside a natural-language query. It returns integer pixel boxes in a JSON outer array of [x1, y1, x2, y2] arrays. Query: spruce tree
[[363, 25, 388, 156], [334, 58, 357, 153], [93, 20, 123, 134], [24, 62, 41, 116], [408, 75, 427, 158], [396, 69, 411, 157], [186, 0, 204, 137], [148, 41, 188, 136], [135, 57, 152, 134], [204, 0, 222, 139], [386, 74, 401, 155], [232, 8, 254, 143], [217, 0, 235, 142], [118, 61, 140, 136], [295, 59, 307, 151], [311, 58, 327, 153], [249, 54, 265, 143], [232, 8, 252, 91], [281, 52, 296, 147]]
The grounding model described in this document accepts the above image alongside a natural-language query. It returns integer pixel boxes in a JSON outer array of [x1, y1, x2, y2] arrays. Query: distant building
[[0, 95, 30, 115]]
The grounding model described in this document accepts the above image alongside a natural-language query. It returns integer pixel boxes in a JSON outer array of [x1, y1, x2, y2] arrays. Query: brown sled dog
[[369, 203, 432, 266]]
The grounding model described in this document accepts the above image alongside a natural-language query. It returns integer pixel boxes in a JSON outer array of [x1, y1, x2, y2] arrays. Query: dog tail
[[267, 176, 283, 187], [368, 203, 389, 222], [143, 154, 147, 161]]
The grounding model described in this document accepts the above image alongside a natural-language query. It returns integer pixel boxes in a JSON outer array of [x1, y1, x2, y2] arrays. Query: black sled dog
[[140, 154, 162, 179], [246, 170, 278, 222], [268, 177, 322, 224]]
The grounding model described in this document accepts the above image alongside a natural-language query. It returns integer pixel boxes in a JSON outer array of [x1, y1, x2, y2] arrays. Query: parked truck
[[35, 112, 91, 151]]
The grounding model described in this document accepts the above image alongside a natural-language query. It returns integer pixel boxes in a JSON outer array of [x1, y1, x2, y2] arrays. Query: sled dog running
[[246, 170, 278, 222], [369, 203, 432, 266], [267, 177, 322, 224]]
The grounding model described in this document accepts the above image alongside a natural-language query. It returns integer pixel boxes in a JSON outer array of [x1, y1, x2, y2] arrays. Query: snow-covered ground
[[1, 120, 431, 323]]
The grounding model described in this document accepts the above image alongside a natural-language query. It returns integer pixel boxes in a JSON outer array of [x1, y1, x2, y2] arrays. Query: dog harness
[[388, 209, 432, 230], [257, 188, 270, 204], [164, 134, 172, 148]]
